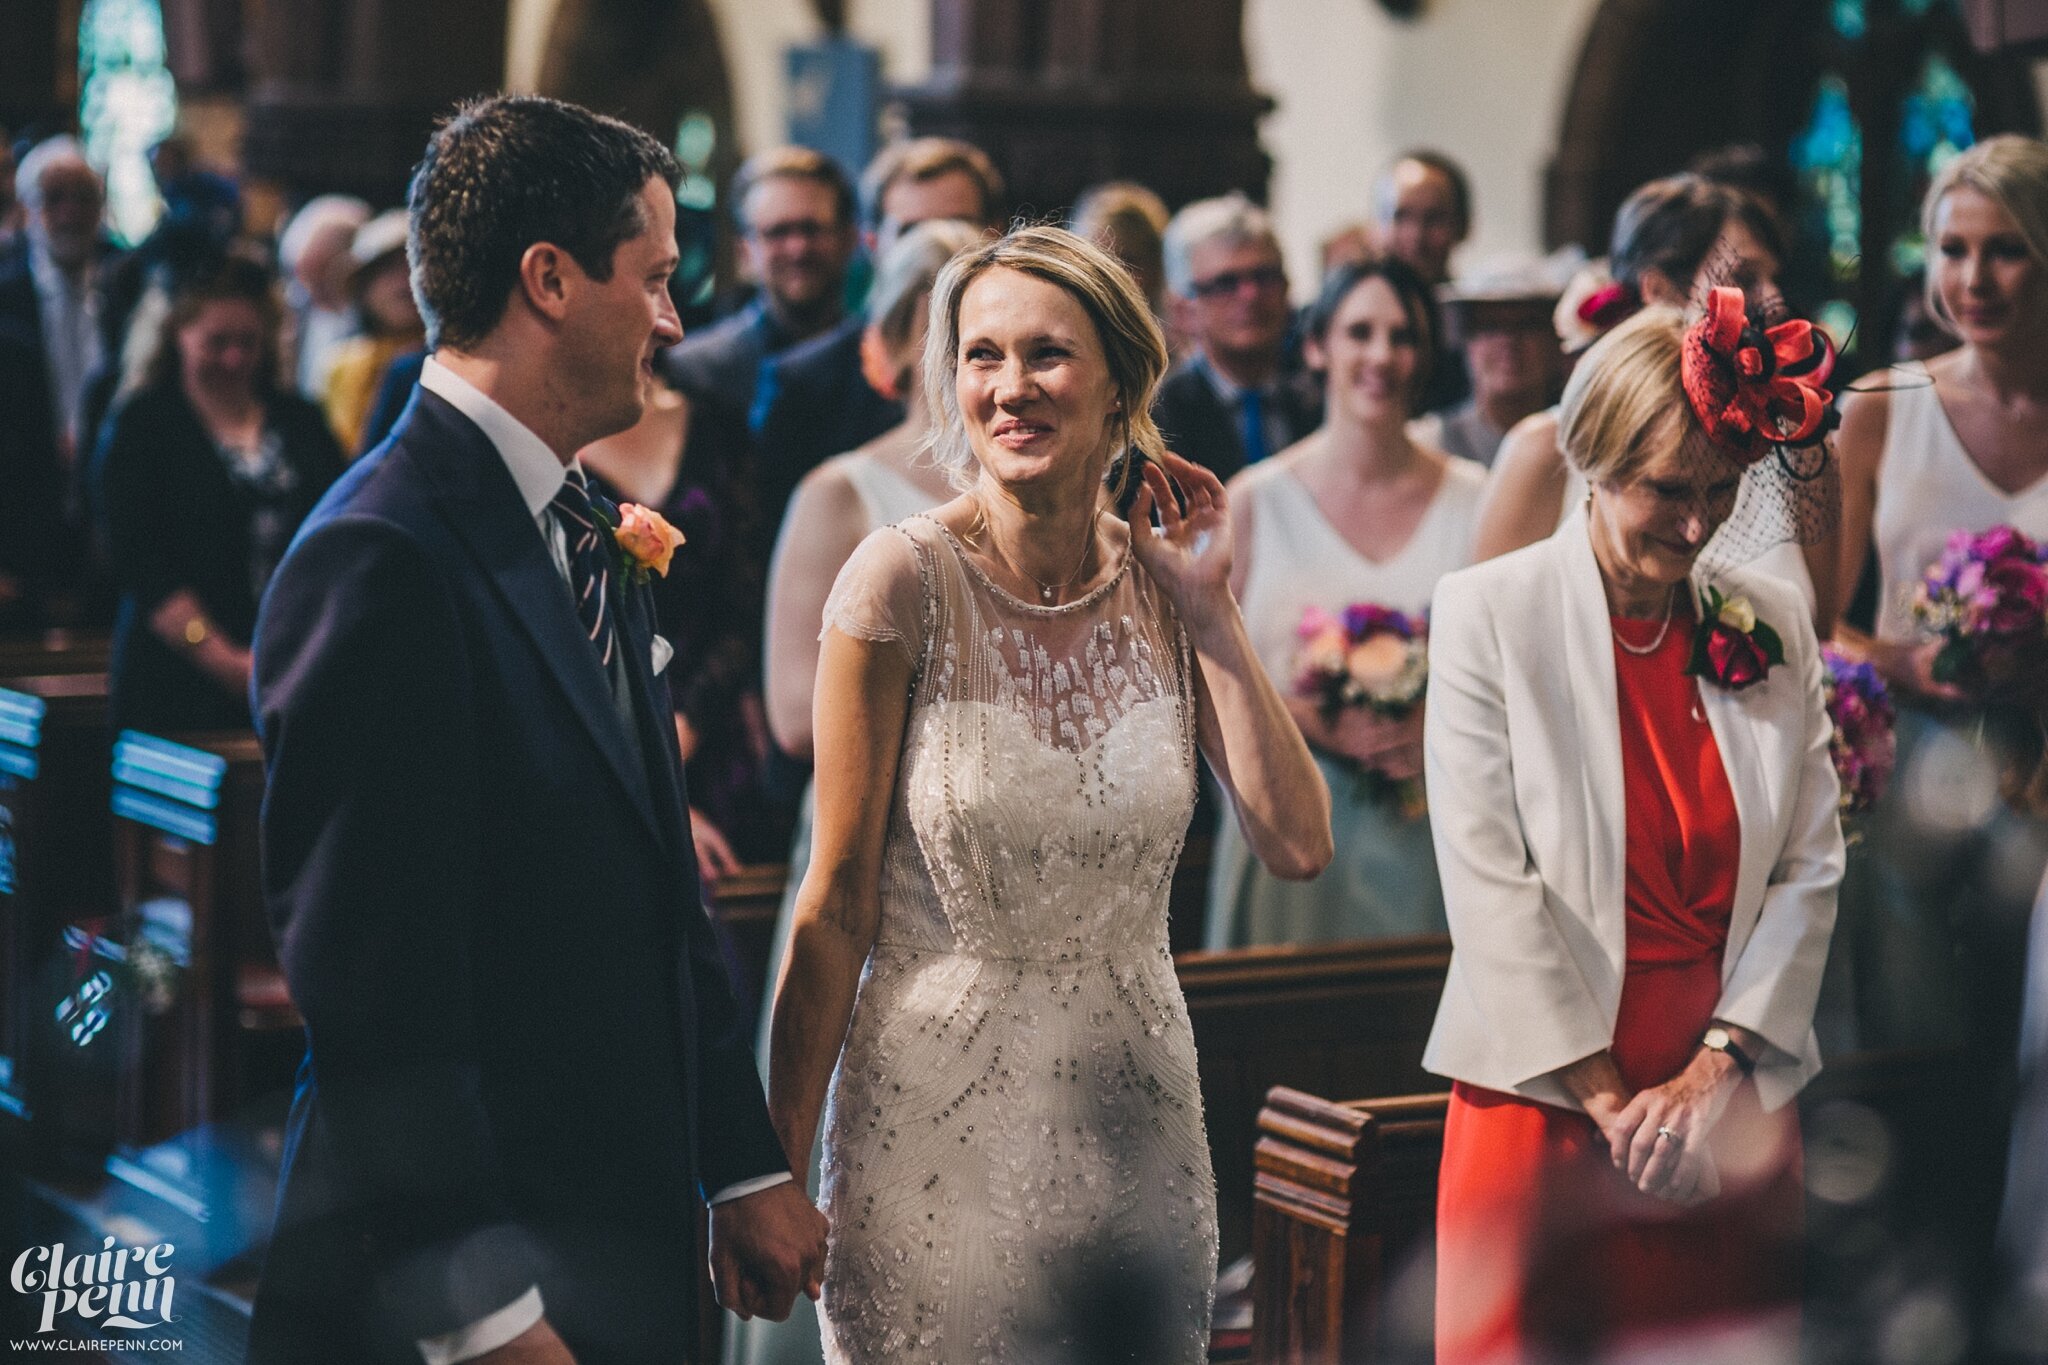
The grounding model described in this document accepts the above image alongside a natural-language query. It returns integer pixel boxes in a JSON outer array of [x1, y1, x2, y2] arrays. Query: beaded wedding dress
[[814, 512, 1218, 1364]]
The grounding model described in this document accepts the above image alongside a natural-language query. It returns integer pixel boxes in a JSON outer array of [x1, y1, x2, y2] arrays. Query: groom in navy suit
[[248, 97, 826, 1365]]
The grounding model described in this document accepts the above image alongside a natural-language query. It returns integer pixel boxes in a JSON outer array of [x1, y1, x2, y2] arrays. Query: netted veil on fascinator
[[1681, 277, 1844, 581]]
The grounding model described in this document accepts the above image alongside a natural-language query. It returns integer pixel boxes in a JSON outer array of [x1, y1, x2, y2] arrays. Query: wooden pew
[[1178, 935, 1451, 1264], [1251, 1086, 1447, 1364], [105, 730, 300, 1206], [0, 630, 111, 679], [1246, 1048, 1968, 1364], [0, 668, 115, 1129]]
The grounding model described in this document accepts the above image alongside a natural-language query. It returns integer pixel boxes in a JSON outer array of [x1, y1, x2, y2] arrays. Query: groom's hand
[[708, 1180, 828, 1321]]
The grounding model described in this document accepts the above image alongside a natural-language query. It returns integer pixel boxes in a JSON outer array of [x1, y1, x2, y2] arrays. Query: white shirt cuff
[[709, 1170, 795, 1205], [417, 1285, 545, 1365]]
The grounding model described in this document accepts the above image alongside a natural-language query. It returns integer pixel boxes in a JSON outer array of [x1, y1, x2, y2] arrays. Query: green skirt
[[1203, 750, 1447, 948]]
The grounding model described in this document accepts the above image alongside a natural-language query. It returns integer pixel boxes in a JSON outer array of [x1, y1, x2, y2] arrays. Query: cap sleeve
[[820, 524, 927, 666]]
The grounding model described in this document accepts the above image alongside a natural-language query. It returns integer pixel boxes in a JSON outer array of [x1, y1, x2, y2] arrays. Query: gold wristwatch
[[1700, 1026, 1756, 1076]]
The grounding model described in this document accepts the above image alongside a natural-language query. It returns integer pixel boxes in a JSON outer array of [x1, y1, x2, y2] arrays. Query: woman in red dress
[[1422, 300, 1845, 1362]]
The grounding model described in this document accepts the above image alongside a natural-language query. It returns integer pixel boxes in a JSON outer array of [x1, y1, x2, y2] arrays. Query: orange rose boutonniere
[[609, 503, 686, 585]]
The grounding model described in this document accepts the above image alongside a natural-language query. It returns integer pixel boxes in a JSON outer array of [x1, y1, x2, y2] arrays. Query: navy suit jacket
[[748, 315, 901, 557], [661, 298, 777, 426], [247, 390, 788, 1364]]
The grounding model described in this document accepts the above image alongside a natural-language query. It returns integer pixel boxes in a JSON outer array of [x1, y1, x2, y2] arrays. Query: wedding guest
[[1155, 194, 1321, 481], [663, 146, 858, 433], [856, 136, 1005, 255], [3, 136, 111, 460], [1426, 304, 1842, 1363], [1205, 255, 1483, 948], [1071, 180, 1171, 318], [322, 209, 424, 454], [1473, 175, 1785, 566], [1373, 150, 1471, 289], [742, 144, 987, 556], [1374, 149, 1473, 411], [727, 216, 975, 1365], [277, 193, 369, 400], [1412, 262, 1565, 467], [768, 225, 1329, 1362], [580, 371, 775, 879], [1824, 135, 2048, 677], [1817, 134, 2048, 1139], [94, 255, 343, 732]]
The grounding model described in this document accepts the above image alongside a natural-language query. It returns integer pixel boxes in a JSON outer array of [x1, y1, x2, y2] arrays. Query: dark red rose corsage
[[1686, 586, 1785, 691]]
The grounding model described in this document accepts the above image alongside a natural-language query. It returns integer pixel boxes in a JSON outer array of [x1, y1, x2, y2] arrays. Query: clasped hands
[[1572, 1050, 1743, 1208], [709, 1179, 830, 1322]]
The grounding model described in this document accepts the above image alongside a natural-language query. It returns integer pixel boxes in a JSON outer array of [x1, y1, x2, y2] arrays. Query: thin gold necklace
[[1614, 583, 1678, 655], [969, 499, 1096, 604]]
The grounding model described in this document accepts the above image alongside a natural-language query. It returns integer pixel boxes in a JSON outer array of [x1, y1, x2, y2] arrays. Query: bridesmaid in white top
[[735, 218, 979, 1365], [1826, 135, 2048, 677], [1205, 256, 1486, 947], [1822, 135, 2048, 1055]]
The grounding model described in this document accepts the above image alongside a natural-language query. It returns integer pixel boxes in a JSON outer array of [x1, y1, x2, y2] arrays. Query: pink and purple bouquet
[[1292, 603, 1429, 817], [1292, 603, 1429, 719], [1820, 646, 1896, 818], [1912, 525, 2048, 695]]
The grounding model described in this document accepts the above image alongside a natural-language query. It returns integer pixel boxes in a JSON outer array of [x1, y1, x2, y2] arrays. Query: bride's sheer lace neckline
[[916, 512, 1133, 615]]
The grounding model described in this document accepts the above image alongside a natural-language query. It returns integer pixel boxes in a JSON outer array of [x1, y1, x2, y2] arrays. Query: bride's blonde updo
[[921, 223, 1171, 492]]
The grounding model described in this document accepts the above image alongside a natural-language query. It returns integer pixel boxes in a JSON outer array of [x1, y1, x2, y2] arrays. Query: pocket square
[[651, 634, 673, 676]]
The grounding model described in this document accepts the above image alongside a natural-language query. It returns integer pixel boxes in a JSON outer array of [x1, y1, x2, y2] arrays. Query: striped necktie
[[550, 467, 617, 670]]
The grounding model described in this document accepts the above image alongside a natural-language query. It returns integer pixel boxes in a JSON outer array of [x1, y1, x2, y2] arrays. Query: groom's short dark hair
[[407, 95, 680, 350]]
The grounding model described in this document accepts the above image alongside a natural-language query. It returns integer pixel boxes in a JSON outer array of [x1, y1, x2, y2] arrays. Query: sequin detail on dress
[[814, 515, 1217, 1364]]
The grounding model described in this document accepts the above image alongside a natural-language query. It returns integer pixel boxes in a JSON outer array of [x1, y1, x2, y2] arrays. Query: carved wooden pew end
[[1250, 1086, 1446, 1365]]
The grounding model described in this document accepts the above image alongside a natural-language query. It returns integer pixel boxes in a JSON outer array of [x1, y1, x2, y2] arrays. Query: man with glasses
[[662, 146, 857, 433], [1155, 193, 1321, 481]]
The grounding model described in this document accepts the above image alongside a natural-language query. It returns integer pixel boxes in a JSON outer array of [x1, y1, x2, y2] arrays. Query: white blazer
[[1421, 509, 1844, 1113]]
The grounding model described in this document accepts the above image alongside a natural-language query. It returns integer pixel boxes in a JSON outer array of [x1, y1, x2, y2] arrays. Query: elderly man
[[279, 194, 372, 400], [1, 136, 111, 461], [1153, 193, 1320, 482], [1413, 262, 1565, 468], [0, 136, 114, 625], [662, 146, 858, 433]]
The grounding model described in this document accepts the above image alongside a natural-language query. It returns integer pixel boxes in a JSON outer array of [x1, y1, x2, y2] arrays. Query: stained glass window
[[77, 0, 177, 247], [673, 110, 721, 311], [1792, 74, 1865, 347], [1787, 0, 1983, 361]]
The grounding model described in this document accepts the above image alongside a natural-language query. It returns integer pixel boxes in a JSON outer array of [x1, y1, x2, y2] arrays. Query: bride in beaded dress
[[763, 226, 1332, 1364]]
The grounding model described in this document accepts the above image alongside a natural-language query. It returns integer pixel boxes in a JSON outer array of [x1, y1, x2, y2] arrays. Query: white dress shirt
[[412, 356, 792, 1362], [29, 240, 100, 449]]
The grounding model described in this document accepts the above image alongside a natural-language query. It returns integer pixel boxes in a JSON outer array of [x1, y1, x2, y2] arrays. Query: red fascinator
[[1681, 286, 1837, 464]]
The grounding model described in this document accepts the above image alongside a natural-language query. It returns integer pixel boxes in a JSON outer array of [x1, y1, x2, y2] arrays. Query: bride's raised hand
[[1128, 450, 1233, 623]]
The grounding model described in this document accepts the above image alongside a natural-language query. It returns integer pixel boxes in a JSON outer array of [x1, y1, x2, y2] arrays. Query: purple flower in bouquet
[[1913, 525, 2048, 692], [1820, 646, 1896, 818]]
